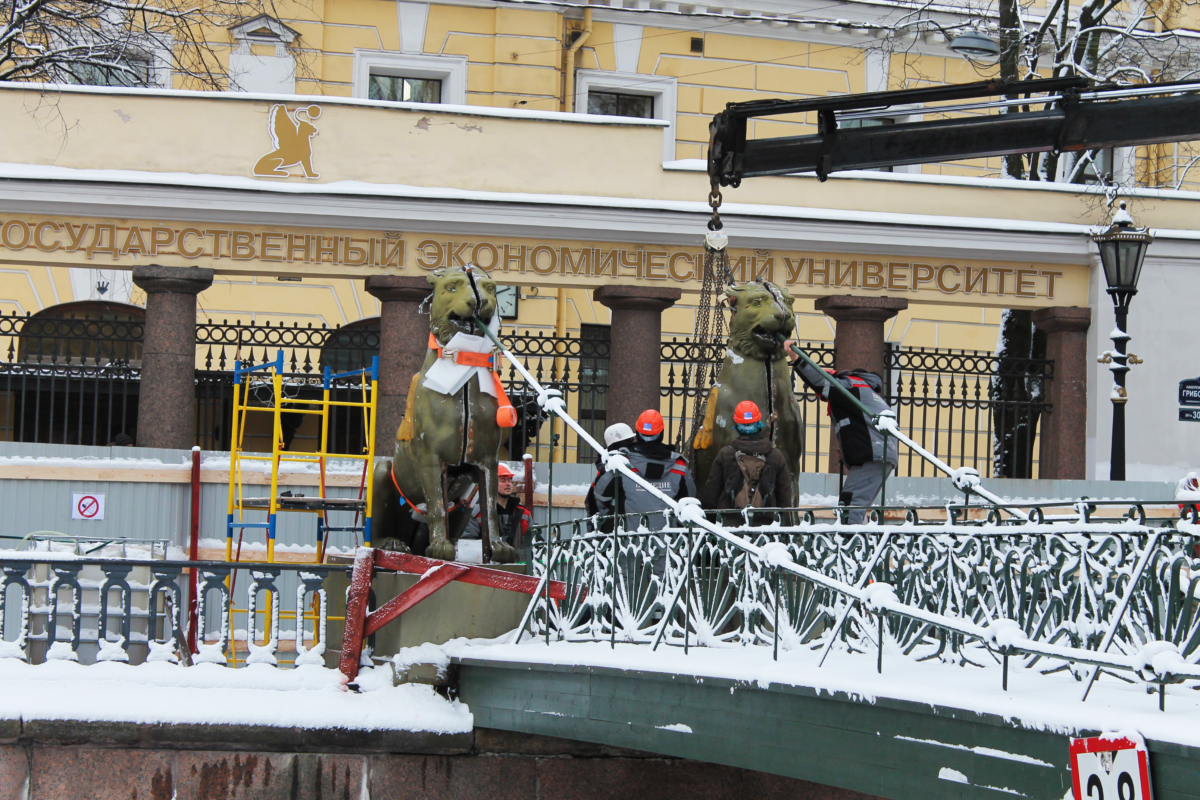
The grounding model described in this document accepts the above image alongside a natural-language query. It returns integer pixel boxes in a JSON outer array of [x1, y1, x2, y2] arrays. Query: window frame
[[352, 50, 467, 106], [575, 69, 677, 163]]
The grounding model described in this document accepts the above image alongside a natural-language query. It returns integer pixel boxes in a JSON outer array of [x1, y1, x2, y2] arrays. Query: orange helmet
[[497, 463, 515, 478], [733, 401, 762, 424], [636, 409, 665, 436]]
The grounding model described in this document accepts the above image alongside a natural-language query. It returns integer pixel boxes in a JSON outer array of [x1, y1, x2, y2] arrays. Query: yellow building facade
[[3, 0, 1200, 477]]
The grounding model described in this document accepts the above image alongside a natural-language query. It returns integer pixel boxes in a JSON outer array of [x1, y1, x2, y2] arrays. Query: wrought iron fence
[[0, 551, 348, 668], [0, 312, 143, 445], [497, 328, 609, 464], [885, 346, 1052, 479], [193, 318, 381, 454], [522, 506, 1200, 704]]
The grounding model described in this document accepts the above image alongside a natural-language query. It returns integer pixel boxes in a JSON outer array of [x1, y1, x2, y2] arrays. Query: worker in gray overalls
[[785, 342, 898, 524]]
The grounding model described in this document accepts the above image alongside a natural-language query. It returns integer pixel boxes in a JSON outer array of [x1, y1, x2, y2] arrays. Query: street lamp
[[1093, 200, 1152, 481], [949, 30, 1001, 60]]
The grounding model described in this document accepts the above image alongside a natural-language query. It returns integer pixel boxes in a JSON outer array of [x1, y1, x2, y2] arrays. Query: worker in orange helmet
[[700, 400, 793, 520], [592, 409, 696, 533], [463, 462, 532, 547]]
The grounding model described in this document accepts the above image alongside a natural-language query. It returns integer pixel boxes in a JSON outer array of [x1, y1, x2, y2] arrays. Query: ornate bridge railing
[[522, 505, 1200, 705], [0, 553, 348, 668]]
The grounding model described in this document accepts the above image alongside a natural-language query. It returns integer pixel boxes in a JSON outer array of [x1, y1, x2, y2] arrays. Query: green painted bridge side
[[454, 658, 1200, 800]]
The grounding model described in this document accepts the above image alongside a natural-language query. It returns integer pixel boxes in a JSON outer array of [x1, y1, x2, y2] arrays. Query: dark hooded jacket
[[700, 434, 793, 510], [793, 361, 898, 468]]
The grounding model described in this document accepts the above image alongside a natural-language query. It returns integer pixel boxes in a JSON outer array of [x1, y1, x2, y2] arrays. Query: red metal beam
[[373, 551, 572, 601], [363, 563, 469, 636], [339, 549, 581, 683]]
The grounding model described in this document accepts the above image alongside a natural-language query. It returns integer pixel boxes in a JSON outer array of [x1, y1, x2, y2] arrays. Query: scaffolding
[[225, 350, 378, 563]]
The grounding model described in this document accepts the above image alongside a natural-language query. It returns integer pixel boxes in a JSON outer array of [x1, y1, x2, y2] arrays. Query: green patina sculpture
[[371, 265, 518, 563], [691, 281, 803, 499]]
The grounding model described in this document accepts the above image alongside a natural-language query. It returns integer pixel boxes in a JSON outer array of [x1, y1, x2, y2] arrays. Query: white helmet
[[604, 422, 635, 447]]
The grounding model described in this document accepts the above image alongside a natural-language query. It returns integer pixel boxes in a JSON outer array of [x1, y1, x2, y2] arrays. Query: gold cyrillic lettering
[[936, 264, 961, 293], [287, 234, 309, 262], [730, 255, 748, 283], [752, 256, 774, 282], [206, 230, 230, 258], [808, 258, 830, 286], [1, 219, 30, 250], [990, 267, 1014, 295], [86, 224, 118, 259], [1041, 270, 1062, 299], [232, 231, 257, 260], [646, 250, 668, 280], [1015, 269, 1037, 298], [446, 241, 469, 267], [861, 262, 884, 289], [472, 243, 498, 270], [784, 257, 805, 284], [178, 228, 205, 258], [344, 238, 368, 266], [619, 249, 641, 277], [503, 244, 525, 272], [65, 223, 90, 252], [530, 245, 557, 275], [887, 262, 909, 291], [668, 252, 693, 282], [379, 238, 404, 267], [560, 247, 590, 276], [964, 267, 989, 294], [34, 221, 61, 252], [150, 227, 175, 256], [316, 236, 339, 264], [834, 260, 857, 288], [912, 264, 935, 291], [594, 249, 617, 278], [120, 226, 147, 256]]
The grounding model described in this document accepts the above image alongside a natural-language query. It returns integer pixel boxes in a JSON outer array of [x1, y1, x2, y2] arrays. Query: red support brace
[[338, 548, 578, 683]]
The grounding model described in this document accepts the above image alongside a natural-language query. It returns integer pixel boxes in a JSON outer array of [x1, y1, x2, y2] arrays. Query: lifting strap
[[428, 334, 517, 427]]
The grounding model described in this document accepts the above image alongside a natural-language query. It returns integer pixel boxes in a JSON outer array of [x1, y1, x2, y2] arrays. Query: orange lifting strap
[[428, 334, 517, 428]]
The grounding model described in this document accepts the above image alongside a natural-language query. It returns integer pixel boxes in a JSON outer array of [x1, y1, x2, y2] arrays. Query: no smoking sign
[[71, 493, 106, 521]]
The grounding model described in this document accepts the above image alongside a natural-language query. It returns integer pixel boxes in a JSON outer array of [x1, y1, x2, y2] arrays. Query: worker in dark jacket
[[785, 341, 898, 524], [700, 400, 792, 522], [593, 409, 696, 531]]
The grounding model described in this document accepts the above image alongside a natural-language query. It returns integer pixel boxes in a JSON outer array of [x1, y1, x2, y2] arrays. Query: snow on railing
[[0, 554, 340, 667], [521, 513, 1200, 704], [476, 320, 1200, 705]]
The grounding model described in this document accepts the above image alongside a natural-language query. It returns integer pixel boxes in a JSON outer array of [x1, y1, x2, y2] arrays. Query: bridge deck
[[452, 645, 1200, 800]]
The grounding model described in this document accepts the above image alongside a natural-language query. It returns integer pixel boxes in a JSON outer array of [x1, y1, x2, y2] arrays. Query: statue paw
[[378, 538, 411, 554], [424, 536, 457, 562], [490, 538, 518, 564]]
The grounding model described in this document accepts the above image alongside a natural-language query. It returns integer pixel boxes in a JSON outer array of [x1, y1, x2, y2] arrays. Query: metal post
[[1109, 306, 1130, 481], [610, 476, 621, 650], [773, 568, 780, 662]]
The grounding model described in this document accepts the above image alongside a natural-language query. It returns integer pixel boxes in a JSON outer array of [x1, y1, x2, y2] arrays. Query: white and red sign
[[1071, 735, 1153, 800], [71, 493, 105, 521]]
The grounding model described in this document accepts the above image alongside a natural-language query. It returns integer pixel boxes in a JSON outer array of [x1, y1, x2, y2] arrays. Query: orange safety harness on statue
[[428, 333, 518, 428]]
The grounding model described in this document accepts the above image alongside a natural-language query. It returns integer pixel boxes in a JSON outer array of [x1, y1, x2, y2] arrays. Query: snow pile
[[0, 455, 188, 470], [0, 659, 472, 733]]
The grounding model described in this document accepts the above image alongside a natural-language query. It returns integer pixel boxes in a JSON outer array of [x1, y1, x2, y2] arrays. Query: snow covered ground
[[0, 659, 471, 733], [440, 637, 1200, 749]]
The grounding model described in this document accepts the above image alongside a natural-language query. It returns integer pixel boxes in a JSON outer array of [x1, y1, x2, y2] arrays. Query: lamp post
[[1093, 201, 1152, 481]]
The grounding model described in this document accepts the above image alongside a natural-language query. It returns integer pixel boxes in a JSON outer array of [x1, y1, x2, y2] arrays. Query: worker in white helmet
[[585, 422, 637, 517]]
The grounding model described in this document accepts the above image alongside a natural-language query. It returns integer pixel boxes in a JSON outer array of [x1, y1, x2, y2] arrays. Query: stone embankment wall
[[0, 723, 879, 800]]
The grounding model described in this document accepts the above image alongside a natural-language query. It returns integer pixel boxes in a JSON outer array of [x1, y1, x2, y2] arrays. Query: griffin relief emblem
[[253, 104, 321, 178]]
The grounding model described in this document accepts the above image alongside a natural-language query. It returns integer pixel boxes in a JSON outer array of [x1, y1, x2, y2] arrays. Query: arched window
[[318, 317, 379, 374], [16, 301, 145, 365]]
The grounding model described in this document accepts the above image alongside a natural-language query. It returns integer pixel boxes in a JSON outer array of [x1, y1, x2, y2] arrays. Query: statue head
[[427, 264, 499, 345], [725, 281, 796, 360]]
